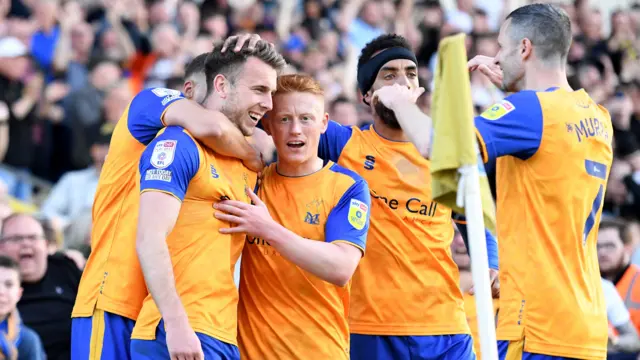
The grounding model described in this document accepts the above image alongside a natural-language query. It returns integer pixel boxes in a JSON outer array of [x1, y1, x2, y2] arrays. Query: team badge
[[348, 199, 368, 230], [150, 140, 177, 169], [480, 100, 515, 120]]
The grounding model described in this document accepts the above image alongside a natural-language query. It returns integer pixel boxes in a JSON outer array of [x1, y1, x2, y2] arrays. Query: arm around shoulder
[[163, 100, 262, 171]]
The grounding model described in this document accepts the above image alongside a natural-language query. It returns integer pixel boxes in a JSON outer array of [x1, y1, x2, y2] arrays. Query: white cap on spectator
[[0, 37, 28, 58]]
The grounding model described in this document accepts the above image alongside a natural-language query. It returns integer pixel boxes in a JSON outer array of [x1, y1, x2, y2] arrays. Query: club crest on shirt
[[348, 199, 368, 230], [304, 199, 323, 225], [150, 140, 177, 169], [480, 100, 515, 120]]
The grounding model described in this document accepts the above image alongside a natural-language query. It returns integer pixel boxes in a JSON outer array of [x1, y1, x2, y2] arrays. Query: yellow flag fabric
[[8, 197, 37, 214], [430, 33, 497, 235]]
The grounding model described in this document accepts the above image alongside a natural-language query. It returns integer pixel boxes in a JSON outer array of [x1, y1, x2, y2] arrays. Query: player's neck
[[459, 269, 473, 292], [372, 118, 410, 142], [276, 156, 324, 177], [524, 65, 572, 92]]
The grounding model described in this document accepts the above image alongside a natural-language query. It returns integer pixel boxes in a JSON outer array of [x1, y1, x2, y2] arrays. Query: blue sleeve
[[474, 91, 543, 163], [139, 126, 200, 201], [325, 179, 371, 251], [128, 88, 186, 145], [17, 326, 46, 360], [318, 121, 354, 162], [453, 213, 499, 270]]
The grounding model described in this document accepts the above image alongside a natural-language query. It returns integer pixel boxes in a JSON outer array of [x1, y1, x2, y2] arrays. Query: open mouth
[[19, 251, 34, 261], [249, 112, 262, 122], [287, 141, 305, 149]]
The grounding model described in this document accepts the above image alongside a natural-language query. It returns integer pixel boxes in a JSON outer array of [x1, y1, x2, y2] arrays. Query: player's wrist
[[163, 308, 190, 328], [261, 221, 290, 246]]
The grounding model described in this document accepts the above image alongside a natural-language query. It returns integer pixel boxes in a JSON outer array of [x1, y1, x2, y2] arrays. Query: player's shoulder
[[479, 90, 541, 121], [154, 126, 197, 147], [133, 87, 184, 105], [146, 126, 201, 162], [327, 162, 367, 189]]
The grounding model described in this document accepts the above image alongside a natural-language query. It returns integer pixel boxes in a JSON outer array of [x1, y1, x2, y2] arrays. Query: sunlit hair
[[275, 74, 324, 97]]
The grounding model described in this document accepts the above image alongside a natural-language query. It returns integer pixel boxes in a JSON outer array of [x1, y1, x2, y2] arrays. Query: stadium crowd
[[0, 0, 639, 359]]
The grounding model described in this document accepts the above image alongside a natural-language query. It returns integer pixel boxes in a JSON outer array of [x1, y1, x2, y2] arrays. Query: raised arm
[[215, 180, 371, 286], [136, 126, 204, 360], [373, 84, 431, 157]]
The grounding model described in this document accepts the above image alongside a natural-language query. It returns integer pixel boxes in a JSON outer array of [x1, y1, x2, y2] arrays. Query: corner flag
[[430, 33, 499, 360]]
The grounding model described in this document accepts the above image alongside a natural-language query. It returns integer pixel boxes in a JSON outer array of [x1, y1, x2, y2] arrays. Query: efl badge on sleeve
[[151, 88, 181, 97], [150, 140, 177, 169], [348, 199, 368, 230], [480, 100, 515, 120]]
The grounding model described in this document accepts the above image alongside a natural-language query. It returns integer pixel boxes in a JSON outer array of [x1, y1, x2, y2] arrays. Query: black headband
[[357, 47, 418, 99]]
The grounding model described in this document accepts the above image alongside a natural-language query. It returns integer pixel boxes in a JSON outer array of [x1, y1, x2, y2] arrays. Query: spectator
[[601, 277, 640, 357], [0, 255, 46, 360], [598, 219, 640, 356], [63, 59, 120, 171], [0, 36, 42, 202], [330, 96, 359, 126], [0, 213, 81, 360], [604, 159, 640, 221], [40, 129, 111, 232]]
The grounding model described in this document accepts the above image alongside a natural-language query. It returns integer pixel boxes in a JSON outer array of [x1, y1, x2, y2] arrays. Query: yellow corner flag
[[430, 33, 497, 235]]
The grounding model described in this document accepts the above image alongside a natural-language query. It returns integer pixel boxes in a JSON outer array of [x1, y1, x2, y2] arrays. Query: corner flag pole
[[457, 159, 499, 360]]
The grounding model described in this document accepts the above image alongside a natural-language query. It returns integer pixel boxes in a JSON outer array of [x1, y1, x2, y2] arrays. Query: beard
[[373, 98, 402, 130], [220, 95, 252, 136]]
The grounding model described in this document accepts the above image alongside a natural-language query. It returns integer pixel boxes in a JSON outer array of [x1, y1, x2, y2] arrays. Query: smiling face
[[213, 57, 278, 136]]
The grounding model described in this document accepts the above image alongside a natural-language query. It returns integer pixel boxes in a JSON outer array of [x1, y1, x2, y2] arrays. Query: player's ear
[[213, 74, 228, 98], [183, 80, 194, 99], [521, 38, 533, 60], [17, 286, 23, 302], [363, 90, 373, 105], [320, 112, 329, 133]]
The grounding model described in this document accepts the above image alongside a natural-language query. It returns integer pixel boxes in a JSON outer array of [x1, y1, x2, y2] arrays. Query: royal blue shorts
[[130, 320, 239, 360], [71, 309, 135, 360], [350, 333, 476, 359], [498, 340, 576, 360]]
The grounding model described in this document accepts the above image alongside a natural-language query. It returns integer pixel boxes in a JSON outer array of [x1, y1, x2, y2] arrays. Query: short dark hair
[[357, 34, 412, 73], [599, 218, 628, 244], [505, 3, 572, 63], [204, 39, 286, 96], [330, 96, 352, 111], [0, 255, 20, 280], [184, 53, 208, 80]]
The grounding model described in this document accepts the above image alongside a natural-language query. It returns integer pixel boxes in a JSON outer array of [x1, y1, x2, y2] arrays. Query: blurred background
[[0, 0, 639, 359]]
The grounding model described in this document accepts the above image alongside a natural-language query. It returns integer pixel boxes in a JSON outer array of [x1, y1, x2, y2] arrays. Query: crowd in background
[[0, 0, 639, 359]]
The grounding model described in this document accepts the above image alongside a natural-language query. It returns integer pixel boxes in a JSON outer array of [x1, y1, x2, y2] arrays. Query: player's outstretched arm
[[215, 185, 371, 286], [373, 84, 431, 157], [137, 127, 204, 360], [163, 99, 264, 172]]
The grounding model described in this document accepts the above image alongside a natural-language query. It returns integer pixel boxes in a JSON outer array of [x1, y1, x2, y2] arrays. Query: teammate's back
[[478, 88, 612, 358], [73, 88, 185, 321]]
